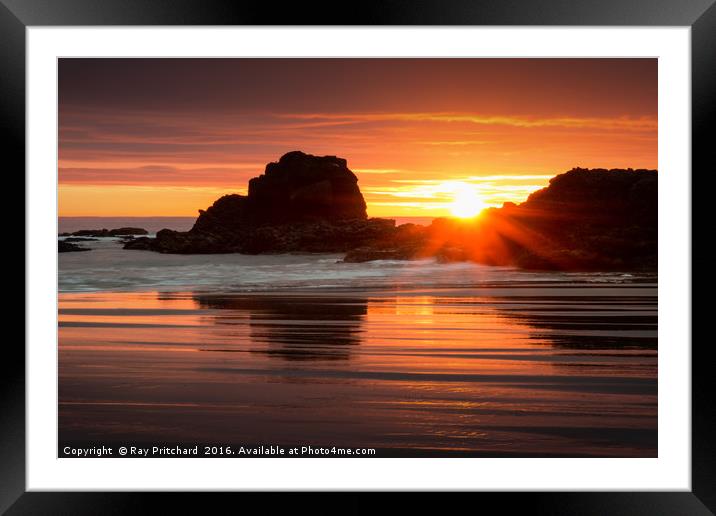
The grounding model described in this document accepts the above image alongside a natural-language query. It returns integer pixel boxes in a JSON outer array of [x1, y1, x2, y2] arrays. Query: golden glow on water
[[58, 288, 657, 456]]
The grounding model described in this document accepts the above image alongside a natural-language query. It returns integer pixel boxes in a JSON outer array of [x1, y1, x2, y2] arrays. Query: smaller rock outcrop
[[127, 219, 397, 255], [63, 237, 99, 242], [59, 241, 91, 253], [60, 227, 148, 237]]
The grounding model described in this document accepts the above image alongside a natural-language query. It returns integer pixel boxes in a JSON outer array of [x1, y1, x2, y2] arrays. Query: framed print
[[5, 0, 714, 513]]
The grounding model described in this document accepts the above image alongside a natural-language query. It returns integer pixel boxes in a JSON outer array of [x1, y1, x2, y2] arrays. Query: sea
[[58, 216, 657, 457]]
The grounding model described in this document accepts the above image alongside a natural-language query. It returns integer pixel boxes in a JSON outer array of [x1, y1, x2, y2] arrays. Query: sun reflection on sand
[[59, 284, 656, 456]]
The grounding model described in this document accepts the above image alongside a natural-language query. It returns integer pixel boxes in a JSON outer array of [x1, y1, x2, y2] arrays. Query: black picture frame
[[4, 0, 712, 513]]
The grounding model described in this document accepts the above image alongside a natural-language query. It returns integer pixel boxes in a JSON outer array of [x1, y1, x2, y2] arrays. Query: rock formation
[[58, 241, 91, 253], [124, 155, 656, 271], [345, 168, 657, 271], [63, 237, 99, 242], [124, 151, 385, 254], [60, 227, 148, 237]]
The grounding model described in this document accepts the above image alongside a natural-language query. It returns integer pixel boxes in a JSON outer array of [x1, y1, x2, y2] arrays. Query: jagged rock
[[59, 241, 90, 253], [122, 236, 154, 250], [494, 168, 657, 270], [128, 219, 397, 255], [342, 168, 657, 271], [123, 160, 657, 271], [246, 151, 367, 224], [342, 223, 430, 262], [63, 237, 99, 242], [191, 151, 367, 234], [61, 227, 148, 237], [107, 227, 149, 236], [127, 151, 378, 254], [243, 218, 396, 254]]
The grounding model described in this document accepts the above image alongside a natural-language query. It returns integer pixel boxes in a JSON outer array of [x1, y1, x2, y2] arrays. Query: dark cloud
[[59, 58, 657, 118]]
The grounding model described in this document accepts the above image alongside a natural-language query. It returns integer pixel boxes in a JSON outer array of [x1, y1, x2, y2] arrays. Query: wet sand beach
[[59, 280, 657, 457]]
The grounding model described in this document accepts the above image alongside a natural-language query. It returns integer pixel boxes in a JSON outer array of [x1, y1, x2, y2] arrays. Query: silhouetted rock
[[343, 223, 431, 262], [192, 151, 366, 233], [133, 219, 397, 255], [493, 168, 657, 270], [108, 227, 149, 236], [62, 227, 148, 237], [344, 168, 657, 271], [122, 236, 154, 250], [127, 151, 377, 254], [63, 237, 99, 242], [243, 218, 395, 254], [59, 241, 90, 253], [124, 160, 656, 271]]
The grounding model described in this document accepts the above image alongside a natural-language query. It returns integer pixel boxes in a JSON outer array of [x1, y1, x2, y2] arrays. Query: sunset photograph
[[58, 58, 657, 458]]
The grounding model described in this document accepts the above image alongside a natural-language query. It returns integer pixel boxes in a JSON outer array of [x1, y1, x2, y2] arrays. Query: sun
[[448, 182, 487, 218]]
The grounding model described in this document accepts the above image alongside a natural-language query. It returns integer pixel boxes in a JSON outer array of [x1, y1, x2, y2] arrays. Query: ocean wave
[[58, 240, 656, 293]]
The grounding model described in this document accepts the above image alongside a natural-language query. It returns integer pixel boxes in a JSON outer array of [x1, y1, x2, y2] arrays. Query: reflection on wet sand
[[59, 284, 657, 457], [492, 295, 657, 350], [192, 295, 367, 361]]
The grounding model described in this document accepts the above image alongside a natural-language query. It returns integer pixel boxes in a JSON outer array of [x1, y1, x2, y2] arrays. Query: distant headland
[[111, 151, 657, 271]]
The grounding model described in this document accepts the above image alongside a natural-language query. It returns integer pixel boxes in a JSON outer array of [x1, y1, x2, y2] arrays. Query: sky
[[58, 58, 657, 217]]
